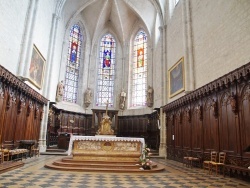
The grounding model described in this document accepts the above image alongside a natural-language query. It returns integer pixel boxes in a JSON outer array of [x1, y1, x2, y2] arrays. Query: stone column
[[40, 12, 60, 152], [17, 0, 38, 77], [39, 104, 49, 152], [18, 0, 40, 78], [182, 0, 195, 91], [159, 24, 167, 105], [159, 108, 166, 158], [43, 13, 60, 97]]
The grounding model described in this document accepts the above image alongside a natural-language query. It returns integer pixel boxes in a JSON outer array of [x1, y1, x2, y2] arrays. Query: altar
[[68, 136, 145, 162]]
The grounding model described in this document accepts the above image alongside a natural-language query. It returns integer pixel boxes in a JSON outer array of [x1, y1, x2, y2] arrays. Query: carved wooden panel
[[191, 102, 203, 150], [116, 115, 156, 147], [219, 91, 238, 154], [163, 61, 250, 168], [166, 114, 174, 149], [203, 97, 219, 152], [183, 107, 191, 150], [2, 87, 17, 144], [15, 93, 27, 141], [25, 100, 35, 140], [0, 65, 48, 148], [174, 110, 182, 150], [240, 84, 250, 155], [0, 82, 6, 142]]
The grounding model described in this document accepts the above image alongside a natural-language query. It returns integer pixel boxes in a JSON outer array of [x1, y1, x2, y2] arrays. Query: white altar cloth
[[68, 135, 145, 156]]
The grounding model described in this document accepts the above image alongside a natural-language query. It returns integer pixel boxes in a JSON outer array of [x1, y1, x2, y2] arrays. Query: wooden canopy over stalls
[[163, 62, 250, 177], [0, 65, 48, 150]]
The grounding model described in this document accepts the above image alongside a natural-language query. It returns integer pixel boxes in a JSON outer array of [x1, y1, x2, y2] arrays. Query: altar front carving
[[68, 136, 145, 162]]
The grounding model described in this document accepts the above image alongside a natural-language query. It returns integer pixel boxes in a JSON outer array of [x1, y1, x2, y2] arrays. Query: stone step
[[44, 156, 165, 173], [53, 160, 146, 169], [0, 161, 24, 174]]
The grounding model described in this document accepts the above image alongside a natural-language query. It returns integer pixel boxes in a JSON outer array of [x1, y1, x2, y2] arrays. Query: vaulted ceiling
[[60, 0, 166, 44]]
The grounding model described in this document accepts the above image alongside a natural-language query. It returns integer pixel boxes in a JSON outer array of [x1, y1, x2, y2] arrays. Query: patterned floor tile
[[0, 155, 249, 188]]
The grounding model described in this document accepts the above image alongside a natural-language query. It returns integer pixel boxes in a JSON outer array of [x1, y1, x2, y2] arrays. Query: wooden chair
[[209, 152, 226, 176], [0, 150, 2, 163], [0, 148, 10, 163], [183, 151, 191, 167], [188, 153, 202, 168], [203, 151, 217, 173]]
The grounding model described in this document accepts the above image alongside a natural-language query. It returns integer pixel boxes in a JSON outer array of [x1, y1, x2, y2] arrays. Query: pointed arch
[[96, 33, 116, 107], [64, 24, 82, 103], [131, 30, 148, 107]]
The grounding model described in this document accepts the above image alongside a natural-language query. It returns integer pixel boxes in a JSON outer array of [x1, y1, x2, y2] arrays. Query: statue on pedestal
[[84, 87, 92, 108], [146, 85, 154, 107], [56, 80, 64, 102], [96, 100, 114, 135], [119, 90, 126, 110]]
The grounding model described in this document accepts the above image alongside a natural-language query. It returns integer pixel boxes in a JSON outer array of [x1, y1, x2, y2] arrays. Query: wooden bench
[[9, 148, 29, 161], [1, 143, 29, 162], [224, 164, 250, 180]]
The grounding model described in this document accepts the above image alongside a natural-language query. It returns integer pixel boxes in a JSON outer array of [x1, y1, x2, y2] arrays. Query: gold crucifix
[[105, 100, 109, 116]]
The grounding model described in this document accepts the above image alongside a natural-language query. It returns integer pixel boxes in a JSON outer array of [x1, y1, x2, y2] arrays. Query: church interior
[[0, 0, 250, 187]]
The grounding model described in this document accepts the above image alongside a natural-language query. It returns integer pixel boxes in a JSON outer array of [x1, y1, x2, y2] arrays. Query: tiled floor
[[0, 155, 249, 188]]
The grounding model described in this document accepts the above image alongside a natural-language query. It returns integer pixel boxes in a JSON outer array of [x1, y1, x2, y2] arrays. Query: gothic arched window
[[64, 24, 82, 103], [131, 30, 147, 107], [96, 34, 116, 107]]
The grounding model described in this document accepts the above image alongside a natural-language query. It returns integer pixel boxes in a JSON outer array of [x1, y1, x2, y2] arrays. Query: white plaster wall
[[47, 19, 64, 102], [166, 2, 185, 103], [29, 0, 57, 94], [191, 0, 250, 88], [153, 33, 163, 108], [51, 11, 68, 102], [0, 0, 29, 74], [165, 0, 250, 103]]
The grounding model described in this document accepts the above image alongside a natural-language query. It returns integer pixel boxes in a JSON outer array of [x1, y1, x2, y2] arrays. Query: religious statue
[[56, 80, 64, 102], [84, 87, 92, 108], [146, 86, 154, 107], [119, 90, 126, 110], [96, 100, 114, 135]]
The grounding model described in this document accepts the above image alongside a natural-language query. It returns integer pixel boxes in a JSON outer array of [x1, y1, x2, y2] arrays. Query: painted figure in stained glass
[[137, 48, 144, 67], [70, 43, 77, 63], [103, 50, 111, 68]]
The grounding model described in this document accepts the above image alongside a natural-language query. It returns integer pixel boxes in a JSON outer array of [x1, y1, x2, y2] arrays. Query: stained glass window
[[132, 30, 147, 107], [64, 24, 82, 103], [96, 34, 116, 107]]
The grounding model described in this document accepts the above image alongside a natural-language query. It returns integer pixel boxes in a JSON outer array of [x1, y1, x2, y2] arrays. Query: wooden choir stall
[[0, 65, 48, 169]]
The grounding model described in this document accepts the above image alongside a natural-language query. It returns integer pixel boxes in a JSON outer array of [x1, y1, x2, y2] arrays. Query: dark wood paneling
[[0, 65, 48, 149], [239, 84, 250, 157], [117, 113, 159, 150], [191, 102, 203, 150], [163, 61, 250, 169], [47, 104, 92, 146], [15, 94, 28, 141]]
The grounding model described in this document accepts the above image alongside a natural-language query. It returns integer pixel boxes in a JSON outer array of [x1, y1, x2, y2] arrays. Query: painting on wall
[[168, 57, 185, 98], [29, 45, 46, 89]]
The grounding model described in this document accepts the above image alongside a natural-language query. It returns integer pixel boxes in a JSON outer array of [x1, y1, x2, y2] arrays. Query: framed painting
[[28, 45, 46, 89], [168, 57, 185, 98]]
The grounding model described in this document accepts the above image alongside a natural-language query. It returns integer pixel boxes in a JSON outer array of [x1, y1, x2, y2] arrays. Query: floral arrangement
[[139, 145, 153, 170]]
